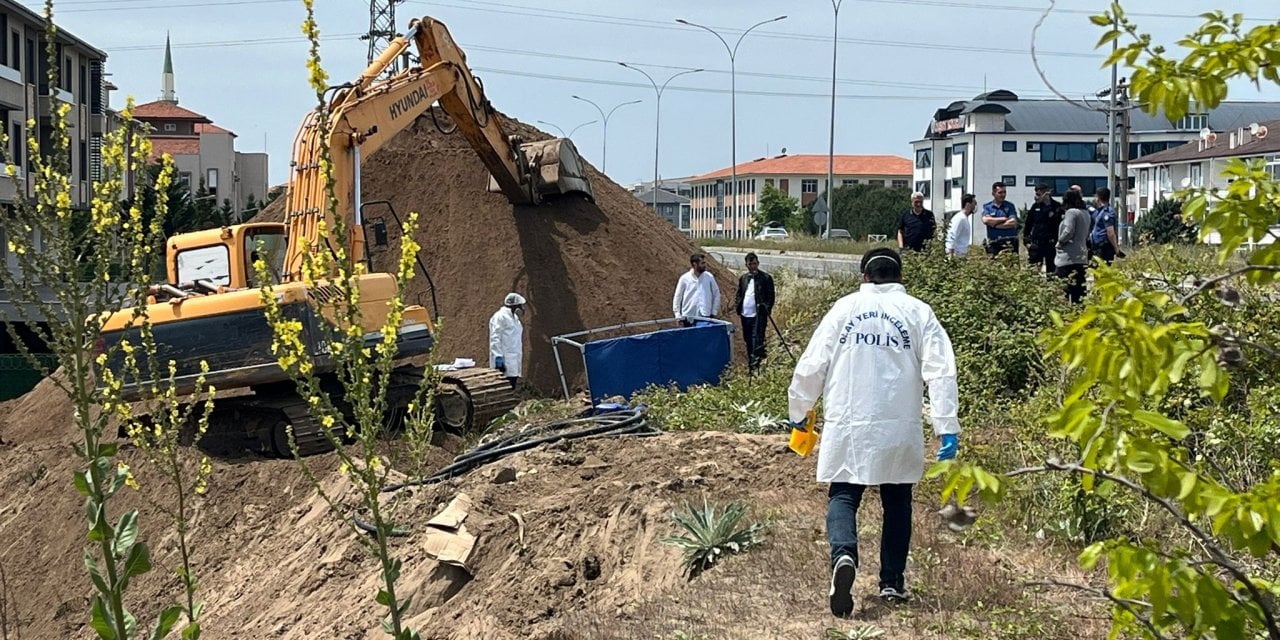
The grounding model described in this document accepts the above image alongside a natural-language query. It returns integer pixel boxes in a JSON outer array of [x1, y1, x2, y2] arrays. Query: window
[[1026, 142, 1041, 152], [1190, 163, 1203, 188], [869, 179, 885, 187], [1267, 155, 1280, 181], [892, 179, 908, 189], [175, 245, 231, 287], [841, 179, 857, 187], [207, 168, 219, 190], [914, 148, 932, 169], [1130, 141, 1180, 159], [78, 140, 87, 182], [9, 123, 20, 170], [801, 179, 818, 193], [24, 37, 34, 84], [1139, 168, 1149, 196], [914, 181, 931, 197], [79, 63, 86, 102], [163, 123, 177, 132], [1176, 114, 1208, 130], [178, 172, 191, 186], [1001, 141, 1017, 152], [1001, 175, 1016, 186], [10, 31, 18, 74], [1038, 142, 1099, 163], [0, 15, 7, 67], [943, 146, 952, 167], [765, 178, 774, 187], [1024, 176, 1109, 196], [61, 54, 71, 91], [1158, 166, 1171, 191], [950, 177, 964, 190]]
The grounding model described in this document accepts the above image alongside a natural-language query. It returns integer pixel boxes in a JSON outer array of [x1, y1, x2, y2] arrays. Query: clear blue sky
[[37, 0, 1280, 187]]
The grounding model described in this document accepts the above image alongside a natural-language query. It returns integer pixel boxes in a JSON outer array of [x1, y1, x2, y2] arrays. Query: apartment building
[[687, 154, 911, 239], [911, 89, 1280, 217], [0, 0, 110, 277]]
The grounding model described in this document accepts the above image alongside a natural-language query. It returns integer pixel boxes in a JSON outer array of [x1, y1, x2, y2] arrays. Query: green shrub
[[1132, 198, 1197, 245], [660, 498, 767, 578]]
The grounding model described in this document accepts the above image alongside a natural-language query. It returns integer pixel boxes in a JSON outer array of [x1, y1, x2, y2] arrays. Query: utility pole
[[825, 0, 844, 242], [1106, 30, 1120, 242], [1117, 78, 1131, 246]]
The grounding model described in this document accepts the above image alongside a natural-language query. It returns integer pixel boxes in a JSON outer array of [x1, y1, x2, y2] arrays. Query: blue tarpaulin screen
[[581, 322, 732, 403]]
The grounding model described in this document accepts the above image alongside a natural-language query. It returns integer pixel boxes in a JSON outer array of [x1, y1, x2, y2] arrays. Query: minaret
[[160, 33, 177, 104]]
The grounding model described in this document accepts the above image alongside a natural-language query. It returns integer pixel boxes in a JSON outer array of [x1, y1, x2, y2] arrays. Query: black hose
[[352, 407, 659, 537]]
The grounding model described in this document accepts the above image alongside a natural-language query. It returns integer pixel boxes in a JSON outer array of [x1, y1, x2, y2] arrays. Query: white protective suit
[[788, 282, 960, 485], [488, 306, 524, 378]]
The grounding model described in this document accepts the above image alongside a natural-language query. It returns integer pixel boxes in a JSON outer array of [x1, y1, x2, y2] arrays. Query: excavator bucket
[[489, 138, 594, 203]]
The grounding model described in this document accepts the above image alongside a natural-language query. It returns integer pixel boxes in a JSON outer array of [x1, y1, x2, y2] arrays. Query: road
[[706, 248, 861, 280]]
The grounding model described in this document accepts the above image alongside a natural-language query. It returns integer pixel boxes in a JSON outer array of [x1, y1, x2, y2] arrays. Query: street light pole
[[572, 96, 642, 174], [536, 119, 598, 139], [619, 63, 702, 221], [677, 15, 786, 239], [826, 0, 844, 241]]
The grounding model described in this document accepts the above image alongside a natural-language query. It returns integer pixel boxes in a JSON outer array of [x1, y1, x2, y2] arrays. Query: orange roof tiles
[[694, 154, 912, 181], [195, 122, 236, 136], [150, 138, 201, 160], [132, 101, 212, 122]]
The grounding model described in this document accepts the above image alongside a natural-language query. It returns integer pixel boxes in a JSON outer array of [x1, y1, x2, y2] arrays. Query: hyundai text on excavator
[[97, 17, 594, 455]]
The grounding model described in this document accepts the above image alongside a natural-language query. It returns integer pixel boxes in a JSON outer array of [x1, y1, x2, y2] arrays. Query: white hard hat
[[504, 293, 527, 306]]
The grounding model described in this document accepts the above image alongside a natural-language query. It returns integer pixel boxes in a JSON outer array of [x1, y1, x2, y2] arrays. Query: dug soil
[[258, 110, 739, 396]]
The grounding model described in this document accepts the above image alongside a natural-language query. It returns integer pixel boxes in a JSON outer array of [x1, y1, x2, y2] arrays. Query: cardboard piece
[[427, 493, 473, 531], [422, 493, 476, 570]]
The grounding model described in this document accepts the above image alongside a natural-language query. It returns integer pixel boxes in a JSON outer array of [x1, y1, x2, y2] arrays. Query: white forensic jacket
[[488, 307, 524, 378], [788, 283, 961, 485]]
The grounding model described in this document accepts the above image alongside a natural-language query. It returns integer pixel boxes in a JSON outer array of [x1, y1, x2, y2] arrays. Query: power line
[[410, 0, 1102, 59], [850, 0, 1276, 22], [22, 0, 298, 12]]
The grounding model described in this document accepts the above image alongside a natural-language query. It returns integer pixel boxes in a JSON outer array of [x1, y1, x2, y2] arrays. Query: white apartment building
[[687, 154, 911, 239], [1, 0, 111, 277], [1130, 120, 1280, 243], [911, 90, 1280, 238]]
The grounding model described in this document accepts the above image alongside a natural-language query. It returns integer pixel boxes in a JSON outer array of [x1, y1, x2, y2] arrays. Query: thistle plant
[[254, 2, 437, 637], [660, 498, 767, 578]]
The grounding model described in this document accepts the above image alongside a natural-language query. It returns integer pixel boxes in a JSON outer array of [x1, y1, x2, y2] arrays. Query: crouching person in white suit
[[787, 248, 961, 617]]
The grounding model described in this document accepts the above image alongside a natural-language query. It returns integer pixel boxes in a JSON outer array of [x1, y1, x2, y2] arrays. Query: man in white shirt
[[945, 193, 976, 256], [672, 253, 721, 327]]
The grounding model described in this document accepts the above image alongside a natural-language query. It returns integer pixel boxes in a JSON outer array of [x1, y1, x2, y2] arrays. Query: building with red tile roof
[[688, 154, 912, 238], [129, 36, 268, 220]]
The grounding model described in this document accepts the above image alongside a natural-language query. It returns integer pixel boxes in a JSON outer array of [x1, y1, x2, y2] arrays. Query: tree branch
[[1178, 265, 1280, 305], [1031, 0, 1098, 110], [1026, 578, 1167, 640], [1007, 461, 1280, 638]]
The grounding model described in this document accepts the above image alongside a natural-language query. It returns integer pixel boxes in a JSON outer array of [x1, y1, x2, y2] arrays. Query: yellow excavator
[[98, 17, 594, 455]]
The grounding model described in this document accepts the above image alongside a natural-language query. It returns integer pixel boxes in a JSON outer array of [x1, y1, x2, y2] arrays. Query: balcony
[[38, 87, 76, 122], [0, 65, 23, 110]]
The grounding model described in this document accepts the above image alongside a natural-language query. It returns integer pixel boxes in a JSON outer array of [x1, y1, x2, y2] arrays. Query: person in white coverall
[[787, 247, 961, 617], [489, 293, 526, 389]]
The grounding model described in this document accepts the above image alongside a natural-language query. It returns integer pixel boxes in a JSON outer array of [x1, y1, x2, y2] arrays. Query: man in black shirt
[[1023, 183, 1063, 274], [735, 252, 775, 373], [897, 191, 936, 251]]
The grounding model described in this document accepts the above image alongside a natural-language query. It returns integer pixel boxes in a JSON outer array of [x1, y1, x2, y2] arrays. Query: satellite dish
[[1258, 125, 1269, 139], [780, 147, 787, 155], [1249, 122, 1261, 135], [1199, 127, 1212, 140], [1180, 177, 1192, 188]]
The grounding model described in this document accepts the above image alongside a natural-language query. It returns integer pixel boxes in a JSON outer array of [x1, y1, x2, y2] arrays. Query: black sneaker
[[829, 555, 856, 617], [878, 586, 908, 603]]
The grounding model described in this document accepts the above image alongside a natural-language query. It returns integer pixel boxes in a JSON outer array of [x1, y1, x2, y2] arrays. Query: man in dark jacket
[[897, 192, 936, 251], [735, 252, 776, 373], [1023, 183, 1063, 274]]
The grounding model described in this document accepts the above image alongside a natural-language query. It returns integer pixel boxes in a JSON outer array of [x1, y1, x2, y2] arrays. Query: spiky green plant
[[659, 498, 766, 577]]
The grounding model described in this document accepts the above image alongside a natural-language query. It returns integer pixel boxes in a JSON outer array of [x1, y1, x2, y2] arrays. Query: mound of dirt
[[0, 428, 1106, 639], [259, 111, 739, 395], [0, 367, 73, 444]]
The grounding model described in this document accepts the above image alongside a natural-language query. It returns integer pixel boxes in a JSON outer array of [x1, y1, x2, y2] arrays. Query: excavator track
[[435, 367, 519, 432]]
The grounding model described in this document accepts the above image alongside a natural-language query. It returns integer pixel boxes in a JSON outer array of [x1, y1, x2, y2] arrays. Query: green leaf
[[90, 595, 117, 640], [376, 589, 394, 607], [1090, 14, 1112, 26], [84, 549, 110, 595], [123, 542, 153, 579], [1079, 542, 1106, 570], [181, 621, 202, 640], [1132, 410, 1191, 440], [100, 442, 119, 457], [114, 511, 139, 559], [150, 605, 183, 640], [74, 470, 92, 497], [123, 609, 137, 639]]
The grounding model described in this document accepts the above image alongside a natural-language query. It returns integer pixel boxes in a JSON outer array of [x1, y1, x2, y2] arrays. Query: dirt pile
[[0, 422, 1105, 639], [260, 111, 739, 395]]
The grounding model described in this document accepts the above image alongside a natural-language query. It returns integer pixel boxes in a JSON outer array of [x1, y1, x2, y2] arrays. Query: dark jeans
[[740, 314, 768, 372], [1094, 241, 1116, 265], [1027, 244, 1056, 274], [506, 376, 519, 389], [986, 237, 1019, 256], [827, 483, 913, 592], [1055, 263, 1087, 303]]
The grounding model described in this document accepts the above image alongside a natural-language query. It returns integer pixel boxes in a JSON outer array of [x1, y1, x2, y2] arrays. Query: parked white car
[[755, 227, 790, 241]]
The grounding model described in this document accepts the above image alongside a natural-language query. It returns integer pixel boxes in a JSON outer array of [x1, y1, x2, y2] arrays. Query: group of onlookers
[[900, 181, 1124, 303]]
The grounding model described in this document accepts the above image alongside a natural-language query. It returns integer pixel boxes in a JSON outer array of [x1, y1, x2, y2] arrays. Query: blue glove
[[937, 434, 959, 461], [494, 356, 505, 373]]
